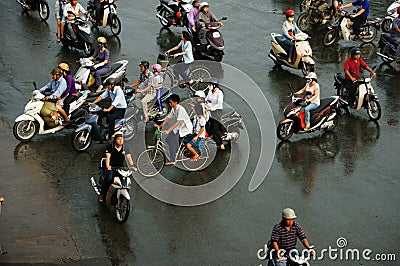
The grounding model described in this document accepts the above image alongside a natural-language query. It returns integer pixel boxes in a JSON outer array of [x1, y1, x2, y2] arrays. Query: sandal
[[164, 161, 176, 166], [190, 155, 200, 162]]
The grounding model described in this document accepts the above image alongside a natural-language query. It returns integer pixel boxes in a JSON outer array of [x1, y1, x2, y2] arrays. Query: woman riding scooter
[[89, 37, 111, 92], [279, 9, 304, 63]]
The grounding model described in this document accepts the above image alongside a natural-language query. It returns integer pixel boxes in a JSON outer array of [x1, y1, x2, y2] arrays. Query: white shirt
[[193, 115, 206, 138], [206, 88, 224, 111], [64, 3, 87, 21], [167, 104, 193, 137]]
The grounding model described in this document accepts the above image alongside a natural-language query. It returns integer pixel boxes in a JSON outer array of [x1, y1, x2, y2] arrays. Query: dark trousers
[[209, 110, 224, 146], [101, 169, 114, 197], [173, 62, 191, 82], [63, 94, 77, 115], [95, 1, 105, 24], [343, 79, 358, 105], [352, 16, 367, 36], [99, 108, 126, 133]]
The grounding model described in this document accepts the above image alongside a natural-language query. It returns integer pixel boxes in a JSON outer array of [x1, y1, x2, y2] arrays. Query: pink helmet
[[152, 63, 162, 72]]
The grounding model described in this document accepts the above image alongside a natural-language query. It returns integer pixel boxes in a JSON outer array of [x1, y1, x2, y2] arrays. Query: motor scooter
[[87, 0, 121, 35], [334, 73, 381, 121], [269, 32, 315, 76], [193, 17, 227, 62], [261, 240, 315, 266], [276, 91, 340, 141], [156, 0, 192, 28], [74, 57, 129, 94], [377, 33, 398, 65], [16, 0, 50, 21], [61, 12, 95, 56], [91, 159, 133, 224], [381, 0, 400, 33], [322, 10, 381, 47], [13, 83, 90, 142], [297, 0, 342, 31]]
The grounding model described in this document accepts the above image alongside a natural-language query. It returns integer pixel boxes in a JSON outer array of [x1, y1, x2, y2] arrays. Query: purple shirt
[[270, 221, 307, 251], [93, 46, 111, 68], [61, 74, 77, 98], [187, 7, 199, 28]]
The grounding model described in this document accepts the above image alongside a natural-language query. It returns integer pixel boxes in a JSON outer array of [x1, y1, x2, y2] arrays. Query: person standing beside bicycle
[[155, 94, 193, 166]]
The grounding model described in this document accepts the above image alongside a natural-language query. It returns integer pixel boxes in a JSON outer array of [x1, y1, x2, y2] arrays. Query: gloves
[[93, 62, 105, 69]]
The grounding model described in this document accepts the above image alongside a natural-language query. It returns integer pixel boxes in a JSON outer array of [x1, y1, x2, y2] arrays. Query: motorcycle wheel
[[367, 100, 381, 121], [137, 148, 166, 177], [361, 26, 377, 43], [299, 0, 309, 12], [83, 41, 94, 56], [301, 62, 314, 76], [381, 18, 392, 33], [110, 15, 121, 36], [158, 9, 172, 27], [71, 130, 92, 152], [115, 195, 130, 224], [13, 120, 38, 142], [153, 101, 171, 121], [325, 114, 339, 132], [123, 119, 137, 141], [188, 66, 211, 92], [297, 13, 311, 32], [276, 122, 294, 141], [322, 29, 338, 47], [213, 51, 223, 62], [38, 1, 50, 21]]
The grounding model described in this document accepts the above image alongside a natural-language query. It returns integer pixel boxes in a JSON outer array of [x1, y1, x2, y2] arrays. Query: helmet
[[113, 131, 123, 139], [282, 208, 297, 219], [152, 63, 162, 72], [199, 1, 209, 10], [206, 77, 219, 85], [97, 37, 107, 45], [58, 63, 70, 72], [51, 68, 62, 76], [286, 9, 295, 18], [104, 78, 116, 86], [139, 61, 150, 69], [351, 47, 361, 56], [397, 6, 400, 14], [194, 90, 206, 98], [305, 72, 317, 80]]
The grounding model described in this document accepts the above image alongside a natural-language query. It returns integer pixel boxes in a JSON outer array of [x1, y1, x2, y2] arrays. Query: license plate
[[212, 32, 221, 38]]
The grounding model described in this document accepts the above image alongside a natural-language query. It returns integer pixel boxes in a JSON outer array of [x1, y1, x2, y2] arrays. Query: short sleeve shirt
[[167, 104, 193, 137], [193, 115, 206, 138], [270, 221, 307, 251], [351, 0, 369, 17], [105, 144, 126, 167], [344, 58, 368, 79], [178, 40, 194, 64], [391, 17, 400, 38]]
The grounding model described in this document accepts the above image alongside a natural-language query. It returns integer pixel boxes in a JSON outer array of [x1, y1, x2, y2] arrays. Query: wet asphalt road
[[0, 0, 399, 265]]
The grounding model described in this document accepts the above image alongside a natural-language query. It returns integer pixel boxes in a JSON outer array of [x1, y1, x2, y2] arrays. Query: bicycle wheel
[[179, 144, 209, 171], [137, 148, 165, 177], [188, 67, 211, 92]]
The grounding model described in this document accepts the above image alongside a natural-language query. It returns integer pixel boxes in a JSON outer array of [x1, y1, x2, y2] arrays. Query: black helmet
[[139, 61, 150, 69], [104, 78, 116, 86], [351, 47, 361, 56], [206, 77, 219, 85]]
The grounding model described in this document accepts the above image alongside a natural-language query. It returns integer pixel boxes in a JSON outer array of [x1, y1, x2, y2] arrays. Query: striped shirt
[[270, 221, 306, 251]]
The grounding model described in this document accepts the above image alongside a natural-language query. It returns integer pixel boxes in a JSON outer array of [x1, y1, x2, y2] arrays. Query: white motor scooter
[[268, 32, 315, 76], [13, 87, 90, 142], [381, 0, 400, 33], [74, 57, 128, 94]]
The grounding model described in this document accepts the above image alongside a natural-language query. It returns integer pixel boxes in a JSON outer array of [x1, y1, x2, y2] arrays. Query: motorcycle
[[71, 104, 137, 152], [210, 109, 243, 145], [276, 90, 340, 141], [268, 32, 315, 76], [297, 0, 342, 31], [193, 17, 227, 62], [322, 10, 381, 47], [13, 84, 90, 142], [377, 33, 398, 65], [87, 0, 121, 35], [334, 73, 382, 121], [381, 0, 400, 33], [16, 0, 50, 21], [90, 159, 133, 224], [262, 240, 315, 266], [74, 57, 129, 94], [156, 0, 192, 28], [61, 12, 95, 56]]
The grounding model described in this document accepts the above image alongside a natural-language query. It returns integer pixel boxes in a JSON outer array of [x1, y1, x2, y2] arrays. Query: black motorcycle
[[87, 0, 121, 35], [156, 0, 191, 29], [61, 12, 95, 56], [16, 0, 50, 21]]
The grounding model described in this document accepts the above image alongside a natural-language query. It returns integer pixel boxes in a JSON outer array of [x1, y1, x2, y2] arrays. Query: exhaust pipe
[[268, 52, 277, 62], [377, 52, 394, 63], [156, 14, 169, 25]]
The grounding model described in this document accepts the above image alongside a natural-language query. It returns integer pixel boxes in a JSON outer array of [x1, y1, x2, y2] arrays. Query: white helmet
[[200, 1, 209, 10], [282, 208, 297, 219], [305, 72, 317, 80], [194, 90, 206, 98]]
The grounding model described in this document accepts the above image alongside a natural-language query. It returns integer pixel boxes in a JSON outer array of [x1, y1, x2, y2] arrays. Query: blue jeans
[[303, 103, 319, 124]]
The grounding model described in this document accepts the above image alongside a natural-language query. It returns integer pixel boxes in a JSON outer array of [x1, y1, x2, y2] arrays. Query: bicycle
[[157, 53, 212, 92], [136, 128, 211, 177]]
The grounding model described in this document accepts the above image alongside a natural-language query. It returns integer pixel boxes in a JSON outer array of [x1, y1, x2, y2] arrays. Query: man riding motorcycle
[[341, 0, 370, 39]]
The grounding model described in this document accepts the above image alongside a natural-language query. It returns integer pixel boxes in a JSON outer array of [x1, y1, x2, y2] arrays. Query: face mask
[[307, 79, 312, 83], [288, 17, 294, 22]]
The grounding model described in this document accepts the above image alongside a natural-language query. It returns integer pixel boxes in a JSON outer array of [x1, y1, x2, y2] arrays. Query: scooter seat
[[382, 33, 397, 45], [334, 73, 345, 84], [310, 97, 335, 114], [100, 62, 123, 79]]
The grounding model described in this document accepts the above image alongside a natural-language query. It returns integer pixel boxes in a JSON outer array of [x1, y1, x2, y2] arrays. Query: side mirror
[[220, 16, 227, 21], [33, 81, 37, 90]]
